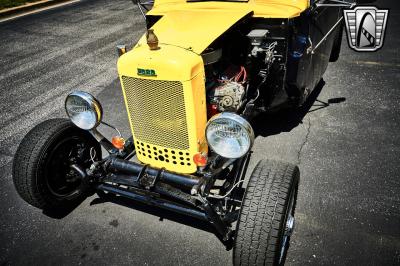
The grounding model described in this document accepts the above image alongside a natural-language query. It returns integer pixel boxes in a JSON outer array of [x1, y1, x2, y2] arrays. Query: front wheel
[[233, 159, 299, 266], [12, 118, 101, 210]]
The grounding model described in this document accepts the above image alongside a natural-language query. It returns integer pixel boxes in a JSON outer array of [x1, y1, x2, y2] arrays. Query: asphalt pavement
[[0, 0, 399, 265]]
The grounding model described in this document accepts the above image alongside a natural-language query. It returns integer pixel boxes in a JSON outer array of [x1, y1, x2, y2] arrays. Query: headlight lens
[[65, 91, 102, 130], [206, 113, 254, 159]]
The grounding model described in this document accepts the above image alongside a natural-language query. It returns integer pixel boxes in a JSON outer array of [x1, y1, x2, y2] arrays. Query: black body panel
[[286, 5, 342, 103]]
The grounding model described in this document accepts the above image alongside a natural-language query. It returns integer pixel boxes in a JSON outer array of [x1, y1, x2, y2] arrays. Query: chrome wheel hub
[[279, 190, 296, 264], [285, 214, 295, 237]]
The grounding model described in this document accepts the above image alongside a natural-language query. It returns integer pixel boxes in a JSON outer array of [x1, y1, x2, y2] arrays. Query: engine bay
[[201, 22, 288, 119]]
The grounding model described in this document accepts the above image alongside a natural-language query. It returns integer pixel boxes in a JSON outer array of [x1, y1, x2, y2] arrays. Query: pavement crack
[[297, 117, 312, 166]]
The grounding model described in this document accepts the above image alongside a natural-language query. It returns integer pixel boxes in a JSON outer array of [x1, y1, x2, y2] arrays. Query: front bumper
[[106, 157, 200, 190]]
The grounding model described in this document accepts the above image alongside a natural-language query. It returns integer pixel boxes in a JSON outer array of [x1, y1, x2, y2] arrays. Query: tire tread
[[233, 159, 299, 266]]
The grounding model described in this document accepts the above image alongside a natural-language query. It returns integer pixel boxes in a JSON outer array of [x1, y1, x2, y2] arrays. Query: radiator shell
[[118, 45, 207, 173]]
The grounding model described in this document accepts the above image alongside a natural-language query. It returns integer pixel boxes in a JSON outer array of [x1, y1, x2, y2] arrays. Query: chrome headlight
[[206, 113, 254, 159], [65, 91, 102, 130]]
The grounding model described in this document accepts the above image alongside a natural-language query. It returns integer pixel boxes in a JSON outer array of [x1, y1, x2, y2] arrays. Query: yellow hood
[[150, 0, 309, 18], [135, 0, 309, 54], [136, 9, 252, 54]]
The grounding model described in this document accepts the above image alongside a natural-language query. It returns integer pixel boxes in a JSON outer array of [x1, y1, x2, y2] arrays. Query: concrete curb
[[0, 0, 76, 19]]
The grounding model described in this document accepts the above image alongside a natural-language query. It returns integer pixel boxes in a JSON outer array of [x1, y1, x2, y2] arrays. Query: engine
[[202, 47, 247, 117], [208, 80, 245, 112], [202, 26, 284, 119]]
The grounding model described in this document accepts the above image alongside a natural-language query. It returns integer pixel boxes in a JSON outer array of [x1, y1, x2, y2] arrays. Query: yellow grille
[[121, 76, 189, 150]]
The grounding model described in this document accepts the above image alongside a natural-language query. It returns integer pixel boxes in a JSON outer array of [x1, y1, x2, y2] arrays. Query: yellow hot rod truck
[[12, 0, 373, 264]]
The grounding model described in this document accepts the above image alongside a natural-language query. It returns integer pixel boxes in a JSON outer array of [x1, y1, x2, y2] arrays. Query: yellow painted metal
[[118, 45, 207, 173], [137, 9, 252, 54], [137, 0, 309, 54], [151, 0, 309, 19], [119, 44, 203, 81]]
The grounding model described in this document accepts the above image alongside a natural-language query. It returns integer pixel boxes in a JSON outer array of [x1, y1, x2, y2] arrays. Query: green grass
[[0, 0, 43, 10]]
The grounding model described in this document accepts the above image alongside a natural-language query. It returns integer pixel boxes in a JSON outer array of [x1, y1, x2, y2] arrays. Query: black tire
[[12, 118, 101, 210], [233, 159, 299, 266], [329, 23, 344, 62]]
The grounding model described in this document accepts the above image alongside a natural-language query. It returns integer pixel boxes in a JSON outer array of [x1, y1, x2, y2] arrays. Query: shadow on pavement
[[89, 192, 231, 247], [253, 79, 346, 137], [42, 198, 87, 219]]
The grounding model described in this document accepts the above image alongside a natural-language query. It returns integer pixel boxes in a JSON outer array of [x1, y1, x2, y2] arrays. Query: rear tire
[[233, 159, 299, 266], [12, 118, 101, 210], [329, 23, 344, 62]]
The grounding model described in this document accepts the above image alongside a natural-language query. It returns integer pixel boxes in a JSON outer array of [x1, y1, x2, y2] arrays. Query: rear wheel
[[330, 23, 344, 62], [233, 159, 299, 266], [12, 118, 101, 210]]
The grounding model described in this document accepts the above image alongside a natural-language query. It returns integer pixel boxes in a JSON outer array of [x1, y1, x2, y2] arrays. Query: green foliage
[[0, 1, 42, 10]]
